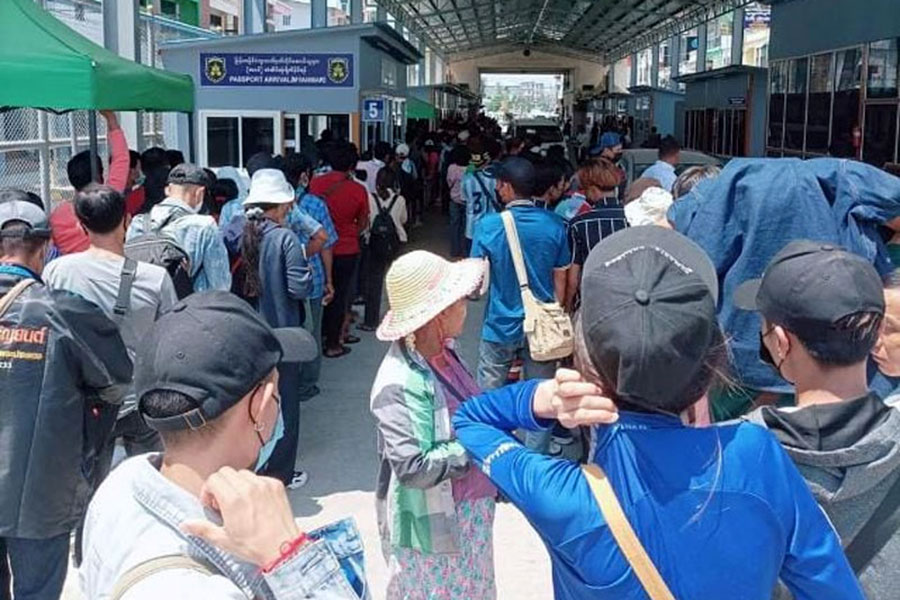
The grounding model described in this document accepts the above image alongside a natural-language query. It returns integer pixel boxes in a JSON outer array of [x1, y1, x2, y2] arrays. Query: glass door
[[199, 111, 282, 168]]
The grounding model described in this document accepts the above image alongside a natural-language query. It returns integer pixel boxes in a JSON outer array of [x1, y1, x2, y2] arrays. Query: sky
[[481, 73, 563, 88]]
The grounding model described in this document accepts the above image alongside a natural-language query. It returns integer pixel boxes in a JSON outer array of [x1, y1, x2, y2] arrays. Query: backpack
[[124, 209, 194, 299], [369, 192, 401, 260]]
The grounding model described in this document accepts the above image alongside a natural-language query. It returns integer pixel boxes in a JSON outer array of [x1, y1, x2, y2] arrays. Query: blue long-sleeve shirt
[[452, 380, 864, 600]]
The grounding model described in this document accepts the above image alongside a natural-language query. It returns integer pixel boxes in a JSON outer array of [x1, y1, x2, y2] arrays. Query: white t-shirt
[[44, 252, 178, 412]]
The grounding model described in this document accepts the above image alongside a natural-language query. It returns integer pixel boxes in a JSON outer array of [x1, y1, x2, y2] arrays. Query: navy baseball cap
[[137, 291, 316, 432], [580, 226, 719, 412], [734, 241, 884, 338], [489, 156, 536, 196]]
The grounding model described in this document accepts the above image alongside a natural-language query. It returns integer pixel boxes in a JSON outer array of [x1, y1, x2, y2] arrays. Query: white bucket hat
[[395, 143, 410, 157], [624, 186, 674, 227], [244, 168, 295, 206], [377, 251, 486, 341]]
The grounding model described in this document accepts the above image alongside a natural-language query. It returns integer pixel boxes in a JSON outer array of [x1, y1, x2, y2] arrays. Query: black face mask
[[612, 152, 623, 163], [758, 329, 787, 378]]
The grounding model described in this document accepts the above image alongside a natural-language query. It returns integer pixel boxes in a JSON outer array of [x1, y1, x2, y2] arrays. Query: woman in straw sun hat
[[370, 250, 497, 600]]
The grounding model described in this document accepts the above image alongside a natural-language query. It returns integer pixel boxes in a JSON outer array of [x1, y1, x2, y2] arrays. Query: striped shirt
[[567, 198, 628, 266]]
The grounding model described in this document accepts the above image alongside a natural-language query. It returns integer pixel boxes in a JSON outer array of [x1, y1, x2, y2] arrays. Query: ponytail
[[240, 204, 276, 298]]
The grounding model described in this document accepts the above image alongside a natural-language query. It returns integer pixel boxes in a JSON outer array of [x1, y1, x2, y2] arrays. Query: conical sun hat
[[377, 251, 485, 341]]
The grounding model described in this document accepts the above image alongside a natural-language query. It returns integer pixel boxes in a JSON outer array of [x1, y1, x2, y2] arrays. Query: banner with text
[[200, 53, 354, 87]]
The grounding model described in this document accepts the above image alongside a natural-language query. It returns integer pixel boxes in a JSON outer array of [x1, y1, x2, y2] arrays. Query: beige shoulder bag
[[0, 279, 36, 318], [500, 210, 573, 361], [582, 464, 676, 600]]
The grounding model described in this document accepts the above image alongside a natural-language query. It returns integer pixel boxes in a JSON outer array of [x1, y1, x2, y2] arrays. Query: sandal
[[324, 346, 351, 358], [343, 335, 361, 345], [357, 324, 377, 332]]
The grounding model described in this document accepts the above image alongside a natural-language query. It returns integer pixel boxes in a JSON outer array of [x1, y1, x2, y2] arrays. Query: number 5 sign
[[363, 98, 385, 122]]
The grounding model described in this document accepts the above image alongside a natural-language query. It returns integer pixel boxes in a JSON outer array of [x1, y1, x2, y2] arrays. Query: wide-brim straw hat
[[377, 251, 485, 341]]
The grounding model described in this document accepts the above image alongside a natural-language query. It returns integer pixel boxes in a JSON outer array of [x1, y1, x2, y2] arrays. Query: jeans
[[298, 299, 324, 399], [2, 534, 69, 600], [363, 252, 391, 328], [264, 362, 302, 484], [477, 338, 558, 453], [308, 518, 369, 599], [323, 254, 359, 350], [0, 539, 9, 600], [449, 202, 467, 258]]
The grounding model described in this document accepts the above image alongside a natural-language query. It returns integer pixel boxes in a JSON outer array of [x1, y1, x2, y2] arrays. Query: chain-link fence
[[0, 1, 216, 208]]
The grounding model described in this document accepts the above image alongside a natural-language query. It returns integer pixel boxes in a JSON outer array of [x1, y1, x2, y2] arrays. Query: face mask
[[612, 152, 623, 163], [758, 329, 786, 376], [253, 403, 284, 473]]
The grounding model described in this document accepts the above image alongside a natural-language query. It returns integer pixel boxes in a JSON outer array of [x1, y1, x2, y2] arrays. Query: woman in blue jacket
[[453, 226, 863, 600], [224, 168, 312, 489]]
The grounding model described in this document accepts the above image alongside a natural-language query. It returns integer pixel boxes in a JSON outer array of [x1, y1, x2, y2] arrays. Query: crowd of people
[[1, 105, 900, 600]]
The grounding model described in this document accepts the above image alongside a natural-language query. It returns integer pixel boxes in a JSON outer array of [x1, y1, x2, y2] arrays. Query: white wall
[[448, 49, 605, 94]]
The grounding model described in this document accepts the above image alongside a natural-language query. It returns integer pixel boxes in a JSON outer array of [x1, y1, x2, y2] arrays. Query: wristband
[[260, 532, 311, 574]]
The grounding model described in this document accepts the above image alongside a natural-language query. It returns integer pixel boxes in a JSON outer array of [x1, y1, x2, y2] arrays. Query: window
[[680, 28, 699, 77], [381, 59, 397, 88], [784, 58, 808, 151], [742, 3, 770, 68], [863, 105, 897, 167], [74, 3, 85, 21], [706, 13, 733, 71], [658, 41, 672, 89], [832, 47, 862, 158], [768, 60, 787, 149], [806, 53, 833, 154], [209, 13, 223, 30], [636, 48, 652, 86], [282, 15, 291, 27], [867, 39, 899, 99], [160, 0, 178, 19], [207, 117, 240, 168]]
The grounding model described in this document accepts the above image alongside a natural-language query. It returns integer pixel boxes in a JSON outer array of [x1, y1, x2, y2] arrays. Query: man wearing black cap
[[470, 156, 571, 451], [0, 191, 132, 600], [80, 291, 361, 599], [126, 162, 232, 292], [737, 241, 900, 598]]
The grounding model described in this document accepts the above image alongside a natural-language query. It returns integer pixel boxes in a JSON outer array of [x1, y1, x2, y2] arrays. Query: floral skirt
[[386, 498, 496, 600]]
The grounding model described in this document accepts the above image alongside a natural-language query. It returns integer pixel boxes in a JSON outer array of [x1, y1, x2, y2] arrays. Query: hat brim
[[243, 192, 295, 206], [274, 327, 318, 363], [733, 279, 762, 311], [377, 258, 485, 341]]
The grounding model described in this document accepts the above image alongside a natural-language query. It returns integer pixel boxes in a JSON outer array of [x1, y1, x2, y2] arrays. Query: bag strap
[[153, 206, 191, 233], [320, 174, 351, 201], [111, 258, 138, 325], [845, 471, 900, 573], [0, 279, 36, 319], [110, 554, 217, 600], [500, 211, 530, 292], [473, 172, 501, 213], [582, 464, 676, 600]]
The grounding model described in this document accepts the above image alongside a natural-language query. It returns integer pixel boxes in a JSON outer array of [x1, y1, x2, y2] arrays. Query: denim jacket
[[80, 455, 362, 599], [127, 198, 232, 293]]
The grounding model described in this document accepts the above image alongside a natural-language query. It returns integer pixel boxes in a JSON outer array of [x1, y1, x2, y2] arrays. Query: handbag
[[500, 210, 573, 362], [582, 464, 676, 600]]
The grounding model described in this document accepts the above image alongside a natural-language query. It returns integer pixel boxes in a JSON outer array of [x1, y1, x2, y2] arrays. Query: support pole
[[88, 111, 100, 183], [311, 0, 327, 28], [188, 113, 196, 163], [350, 0, 363, 24], [731, 8, 745, 67]]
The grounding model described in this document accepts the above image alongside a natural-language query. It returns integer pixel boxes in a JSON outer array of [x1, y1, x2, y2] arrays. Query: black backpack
[[369, 192, 401, 260], [124, 209, 195, 299]]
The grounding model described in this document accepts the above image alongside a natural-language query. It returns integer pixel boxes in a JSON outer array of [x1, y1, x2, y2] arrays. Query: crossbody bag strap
[[110, 554, 218, 600], [582, 464, 676, 600], [112, 258, 138, 325], [845, 471, 900, 573], [500, 210, 530, 292], [0, 279, 36, 319], [473, 172, 501, 212]]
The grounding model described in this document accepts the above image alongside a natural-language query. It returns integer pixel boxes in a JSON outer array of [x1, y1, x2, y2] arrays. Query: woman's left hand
[[533, 368, 618, 428]]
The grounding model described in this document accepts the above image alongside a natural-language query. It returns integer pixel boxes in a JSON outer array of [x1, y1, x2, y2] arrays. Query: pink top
[[428, 348, 497, 504], [447, 164, 466, 205]]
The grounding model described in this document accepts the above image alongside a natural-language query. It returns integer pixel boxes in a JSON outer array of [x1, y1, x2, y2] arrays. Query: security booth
[[674, 65, 768, 158], [626, 85, 685, 145], [159, 22, 421, 168], [765, 0, 900, 168]]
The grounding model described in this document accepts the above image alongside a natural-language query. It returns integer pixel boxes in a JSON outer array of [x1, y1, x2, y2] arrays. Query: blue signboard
[[200, 53, 354, 87], [362, 98, 385, 122]]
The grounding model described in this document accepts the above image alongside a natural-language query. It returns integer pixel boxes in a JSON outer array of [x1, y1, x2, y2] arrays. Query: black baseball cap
[[136, 291, 316, 432], [734, 240, 884, 338], [580, 226, 719, 412], [167, 162, 212, 187], [488, 156, 535, 195]]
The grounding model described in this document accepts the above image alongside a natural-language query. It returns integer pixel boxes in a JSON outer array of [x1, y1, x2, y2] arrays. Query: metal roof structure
[[377, 0, 757, 62]]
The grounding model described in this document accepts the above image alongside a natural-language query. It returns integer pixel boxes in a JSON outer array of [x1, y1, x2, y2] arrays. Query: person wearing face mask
[[0, 191, 133, 600], [371, 251, 498, 599], [223, 169, 313, 490], [126, 163, 232, 293], [588, 132, 626, 201], [79, 292, 364, 599], [737, 241, 900, 599], [454, 227, 864, 600], [43, 185, 178, 549]]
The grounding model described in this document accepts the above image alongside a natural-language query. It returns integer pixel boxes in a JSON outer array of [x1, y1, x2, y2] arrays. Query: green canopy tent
[[0, 0, 195, 182], [407, 97, 438, 122]]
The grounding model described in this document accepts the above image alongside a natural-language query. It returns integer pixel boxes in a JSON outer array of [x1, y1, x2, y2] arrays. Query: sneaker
[[286, 470, 309, 490], [298, 385, 320, 402]]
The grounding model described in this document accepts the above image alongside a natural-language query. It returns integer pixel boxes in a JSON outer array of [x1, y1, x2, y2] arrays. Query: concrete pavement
[[61, 209, 554, 599]]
